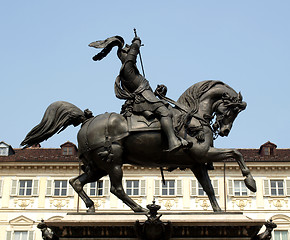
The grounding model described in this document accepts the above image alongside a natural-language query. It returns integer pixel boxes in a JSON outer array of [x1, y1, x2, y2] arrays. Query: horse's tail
[[21, 101, 92, 148]]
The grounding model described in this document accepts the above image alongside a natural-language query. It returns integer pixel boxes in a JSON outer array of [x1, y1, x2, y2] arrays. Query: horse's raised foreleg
[[205, 147, 256, 192], [69, 170, 107, 212], [191, 164, 222, 212]]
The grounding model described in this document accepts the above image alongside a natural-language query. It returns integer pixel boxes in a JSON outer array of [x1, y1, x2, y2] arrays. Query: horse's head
[[213, 92, 247, 137]]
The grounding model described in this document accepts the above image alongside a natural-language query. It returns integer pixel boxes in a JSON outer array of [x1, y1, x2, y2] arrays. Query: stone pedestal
[[45, 211, 265, 240]]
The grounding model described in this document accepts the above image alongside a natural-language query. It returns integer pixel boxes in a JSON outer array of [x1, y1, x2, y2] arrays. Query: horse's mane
[[174, 80, 232, 131], [177, 80, 225, 114]]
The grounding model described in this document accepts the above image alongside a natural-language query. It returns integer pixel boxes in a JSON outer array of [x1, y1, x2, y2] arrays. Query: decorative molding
[[9, 215, 34, 225], [268, 198, 288, 210], [14, 198, 34, 209], [50, 198, 70, 209], [195, 197, 210, 210], [157, 198, 178, 210], [91, 198, 106, 210], [231, 198, 252, 210]]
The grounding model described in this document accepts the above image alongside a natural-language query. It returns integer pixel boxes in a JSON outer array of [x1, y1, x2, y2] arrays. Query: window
[[234, 180, 247, 196], [54, 180, 68, 196], [0, 147, 8, 156], [155, 179, 182, 196], [162, 180, 175, 196], [62, 147, 73, 155], [90, 181, 103, 196], [274, 230, 288, 240], [191, 179, 219, 196], [126, 180, 139, 196], [19, 180, 32, 196], [46, 180, 74, 197], [11, 180, 39, 196], [124, 180, 146, 196], [6, 231, 34, 240], [228, 179, 255, 196], [198, 182, 206, 196], [271, 180, 284, 196], [264, 147, 270, 156], [264, 179, 290, 196]]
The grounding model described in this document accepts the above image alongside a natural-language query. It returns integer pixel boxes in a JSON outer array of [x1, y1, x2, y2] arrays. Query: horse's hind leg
[[191, 164, 222, 212], [107, 144, 147, 213], [69, 169, 107, 212]]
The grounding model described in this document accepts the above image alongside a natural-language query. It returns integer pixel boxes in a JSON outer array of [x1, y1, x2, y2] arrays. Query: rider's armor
[[115, 37, 190, 152]]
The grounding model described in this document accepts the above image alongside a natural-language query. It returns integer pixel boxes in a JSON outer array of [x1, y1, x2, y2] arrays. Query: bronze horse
[[21, 80, 256, 212]]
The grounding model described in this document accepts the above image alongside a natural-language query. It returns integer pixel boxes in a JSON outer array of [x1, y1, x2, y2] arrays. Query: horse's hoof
[[87, 206, 96, 213], [133, 206, 148, 213], [244, 176, 257, 192], [213, 207, 222, 212]]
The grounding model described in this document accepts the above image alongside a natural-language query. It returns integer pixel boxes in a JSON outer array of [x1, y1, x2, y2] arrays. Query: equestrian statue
[[21, 31, 256, 213]]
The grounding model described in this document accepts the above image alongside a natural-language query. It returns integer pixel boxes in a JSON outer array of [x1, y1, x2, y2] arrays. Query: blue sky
[[1, 1, 289, 149]]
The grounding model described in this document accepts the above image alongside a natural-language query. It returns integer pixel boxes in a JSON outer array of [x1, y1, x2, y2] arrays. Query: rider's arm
[[122, 38, 141, 78]]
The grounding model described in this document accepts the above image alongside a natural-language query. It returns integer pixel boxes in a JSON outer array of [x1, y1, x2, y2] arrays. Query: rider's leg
[[156, 106, 190, 152]]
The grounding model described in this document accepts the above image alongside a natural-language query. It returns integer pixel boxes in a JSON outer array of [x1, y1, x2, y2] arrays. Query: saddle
[[127, 114, 161, 132]]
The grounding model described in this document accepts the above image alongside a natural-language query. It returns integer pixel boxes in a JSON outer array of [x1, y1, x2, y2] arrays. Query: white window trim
[[6, 230, 34, 240], [83, 179, 110, 197], [228, 179, 255, 197], [11, 179, 39, 197], [123, 179, 146, 196], [155, 179, 182, 196], [191, 179, 219, 197], [264, 179, 290, 197], [46, 179, 74, 197]]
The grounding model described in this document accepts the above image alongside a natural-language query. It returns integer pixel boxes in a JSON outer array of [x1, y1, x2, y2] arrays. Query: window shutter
[[212, 179, 219, 196], [11, 179, 17, 196], [176, 180, 182, 196], [264, 180, 270, 196], [286, 180, 290, 196], [46, 180, 52, 196], [140, 180, 146, 196], [191, 179, 197, 196], [103, 180, 110, 196], [228, 180, 233, 196], [154, 180, 160, 196], [32, 180, 39, 196], [0, 179, 2, 197], [68, 183, 74, 196], [6, 231, 12, 240], [28, 231, 34, 240]]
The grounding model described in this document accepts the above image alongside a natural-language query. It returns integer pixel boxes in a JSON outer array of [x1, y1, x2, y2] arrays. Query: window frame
[[273, 230, 288, 240], [191, 179, 219, 197], [6, 230, 34, 240], [228, 179, 255, 197], [155, 179, 182, 196], [264, 179, 290, 197], [89, 180, 104, 196], [11, 179, 39, 197], [46, 179, 74, 197], [62, 147, 73, 155]]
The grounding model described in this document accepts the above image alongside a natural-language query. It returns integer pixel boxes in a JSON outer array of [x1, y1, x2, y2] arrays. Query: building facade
[[0, 140, 289, 240]]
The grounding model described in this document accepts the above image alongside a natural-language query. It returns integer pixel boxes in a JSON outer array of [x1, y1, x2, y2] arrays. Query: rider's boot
[[160, 116, 192, 152]]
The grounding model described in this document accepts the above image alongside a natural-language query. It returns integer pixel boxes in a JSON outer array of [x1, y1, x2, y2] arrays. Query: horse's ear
[[238, 92, 243, 101]]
